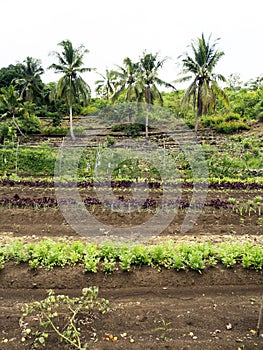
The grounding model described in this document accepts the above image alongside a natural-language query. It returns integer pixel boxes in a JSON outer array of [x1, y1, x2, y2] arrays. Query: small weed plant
[[155, 319, 173, 342], [19, 286, 109, 349]]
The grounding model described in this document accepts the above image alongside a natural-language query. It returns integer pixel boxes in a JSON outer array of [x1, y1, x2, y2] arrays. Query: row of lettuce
[[1, 239, 263, 273], [1, 176, 263, 187]]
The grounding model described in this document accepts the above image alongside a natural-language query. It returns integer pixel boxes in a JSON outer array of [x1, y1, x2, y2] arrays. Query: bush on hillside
[[18, 114, 41, 134], [215, 121, 250, 134]]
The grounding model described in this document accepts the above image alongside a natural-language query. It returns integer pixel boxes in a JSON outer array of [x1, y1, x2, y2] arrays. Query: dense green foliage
[[0, 35, 262, 180], [0, 143, 57, 176], [1, 239, 263, 272], [0, 131, 262, 178], [111, 122, 146, 137], [0, 35, 261, 144]]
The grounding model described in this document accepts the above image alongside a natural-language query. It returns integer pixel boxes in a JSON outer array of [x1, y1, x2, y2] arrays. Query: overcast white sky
[[1, 0, 262, 94]]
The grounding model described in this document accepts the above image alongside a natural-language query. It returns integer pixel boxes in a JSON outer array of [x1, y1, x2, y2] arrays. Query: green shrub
[[18, 114, 41, 134], [42, 126, 68, 136], [106, 134, 115, 146], [0, 123, 9, 143], [42, 126, 85, 136], [225, 113, 241, 122], [0, 144, 57, 176], [185, 119, 195, 129], [18, 147, 56, 175], [81, 99, 109, 116], [46, 111, 63, 127], [111, 123, 146, 137], [201, 115, 224, 127], [215, 121, 249, 134], [81, 105, 98, 115], [111, 124, 124, 132]]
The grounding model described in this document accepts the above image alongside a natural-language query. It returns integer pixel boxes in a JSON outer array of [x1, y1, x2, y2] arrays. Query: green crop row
[[1, 239, 263, 273]]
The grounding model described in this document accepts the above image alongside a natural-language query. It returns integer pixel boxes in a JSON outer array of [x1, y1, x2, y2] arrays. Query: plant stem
[[43, 312, 81, 349]]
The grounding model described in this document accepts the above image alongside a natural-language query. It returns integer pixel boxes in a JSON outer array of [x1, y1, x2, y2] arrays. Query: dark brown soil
[[1, 185, 263, 243], [0, 263, 263, 350]]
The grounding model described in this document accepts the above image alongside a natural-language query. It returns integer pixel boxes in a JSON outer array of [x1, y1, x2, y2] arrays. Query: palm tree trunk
[[146, 104, 149, 139], [69, 76, 75, 141], [194, 86, 202, 135], [69, 104, 75, 140], [194, 110, 199, 135], [145, 86, 151, 139]]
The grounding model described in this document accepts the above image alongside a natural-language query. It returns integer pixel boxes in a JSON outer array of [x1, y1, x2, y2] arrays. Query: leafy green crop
[[1, 239, 263, 272]]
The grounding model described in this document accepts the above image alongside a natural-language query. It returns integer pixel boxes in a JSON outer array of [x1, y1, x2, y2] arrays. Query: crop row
[[1, 178, 263, 190], [1, 239, 263, 272], [0, 194, 230, 210], [2, 195, 263, 216]]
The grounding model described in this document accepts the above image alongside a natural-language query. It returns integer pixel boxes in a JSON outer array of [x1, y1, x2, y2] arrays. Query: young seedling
[[246, 200, 256, 216], [155, 319, 173, 342]]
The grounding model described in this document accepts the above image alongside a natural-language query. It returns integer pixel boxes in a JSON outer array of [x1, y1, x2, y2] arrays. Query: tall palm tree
[[49, 40, 92, 140], [15, 57, 44, 103], [138, 51, 175, 138], [113, 57, 141, 103], [178, 33, 229, 134], [95, 69, 117, 101], [0, 85, 25, 136], [112, 57, 142, 123]]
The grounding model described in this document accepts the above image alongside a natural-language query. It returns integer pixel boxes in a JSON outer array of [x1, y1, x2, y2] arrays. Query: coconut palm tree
[[138, 51, 175, 138], [49, 40, 92, 140], [95, 69, 117, 101], [15, 57, 44, 103], [112, 57, 142, 123], [178, 33, 229, 134], [0, 85, 25, 136], [113, 57, 141, 103]]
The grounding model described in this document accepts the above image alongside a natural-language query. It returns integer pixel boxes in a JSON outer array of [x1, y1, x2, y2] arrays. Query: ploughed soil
[[0, 182, 263, 349], [0, 263, 263, 350], [1, 184, 263, 243]]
